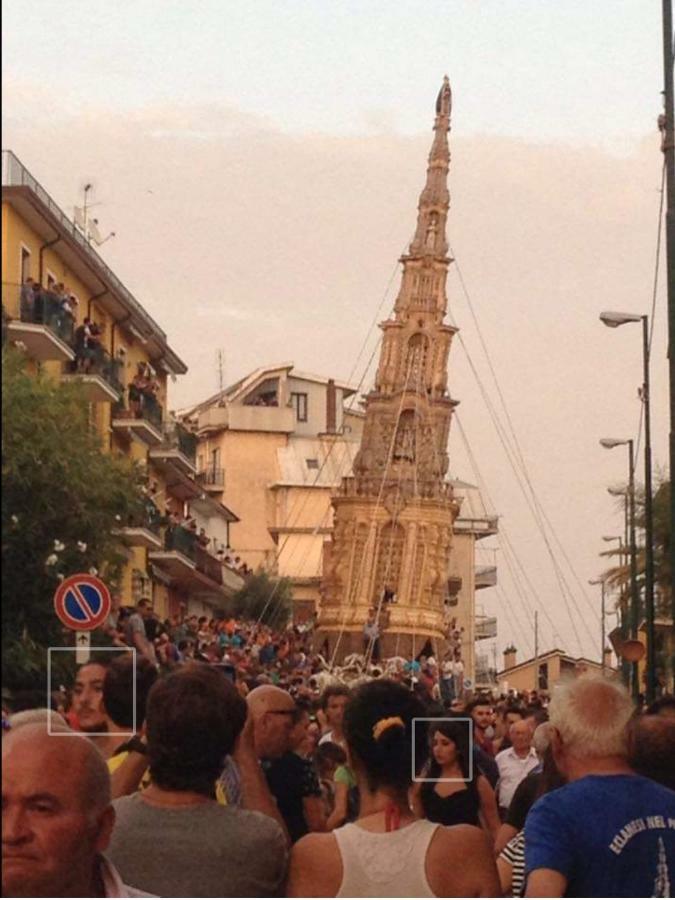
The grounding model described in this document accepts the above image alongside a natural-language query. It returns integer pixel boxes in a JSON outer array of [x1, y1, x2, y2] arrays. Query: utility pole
[[601, 580, 606, 674], [628, 440, 640, 701], [662, 0, 675, 633], [534, 610, 539, 692], [642, 315, 656, 703]]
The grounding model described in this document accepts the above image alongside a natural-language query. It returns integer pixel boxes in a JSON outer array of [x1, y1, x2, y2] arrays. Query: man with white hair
[[2, 724, 150, 897], [525, 676, 675, 898]]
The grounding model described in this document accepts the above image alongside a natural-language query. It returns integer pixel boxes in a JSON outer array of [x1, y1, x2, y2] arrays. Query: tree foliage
[[602, 474, 671, 617], [225, 571, 293, 627], [2, 349, 145, 689]]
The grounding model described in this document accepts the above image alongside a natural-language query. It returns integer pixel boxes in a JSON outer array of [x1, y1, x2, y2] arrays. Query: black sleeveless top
[[421, 779, 481, 827]]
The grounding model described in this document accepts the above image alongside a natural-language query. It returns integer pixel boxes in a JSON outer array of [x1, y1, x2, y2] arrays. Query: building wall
[[287, 377, 329, 436], [448, 531, 476, 683], [216, 429, 288, 570], [499, 654, 605, 693]]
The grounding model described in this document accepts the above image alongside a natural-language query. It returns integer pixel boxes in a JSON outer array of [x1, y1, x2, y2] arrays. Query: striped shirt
[[499, 831, 526, 897]]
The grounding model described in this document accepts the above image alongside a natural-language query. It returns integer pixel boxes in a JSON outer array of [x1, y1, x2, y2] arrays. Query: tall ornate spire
[[318, 78, 460, 662]]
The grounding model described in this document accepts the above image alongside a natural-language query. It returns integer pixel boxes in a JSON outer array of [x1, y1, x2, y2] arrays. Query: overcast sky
[[2, 0, 669, 667]]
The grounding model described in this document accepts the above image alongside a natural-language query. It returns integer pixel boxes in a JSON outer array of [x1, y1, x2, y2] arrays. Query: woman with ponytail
[[287, 679, 499, 897]]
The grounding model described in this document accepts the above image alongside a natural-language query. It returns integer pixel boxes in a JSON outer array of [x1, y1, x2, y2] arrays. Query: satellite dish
[[87, 219, 102, 244], [74, 206, 86, 231]]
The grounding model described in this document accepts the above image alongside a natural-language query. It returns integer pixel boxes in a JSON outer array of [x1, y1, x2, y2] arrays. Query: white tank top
[[333, 819, 440, 898]]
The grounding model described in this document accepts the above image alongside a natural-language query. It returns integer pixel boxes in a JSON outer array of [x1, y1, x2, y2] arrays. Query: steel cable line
[[445, 277, 592, 654], [454, 413, 548, 652]]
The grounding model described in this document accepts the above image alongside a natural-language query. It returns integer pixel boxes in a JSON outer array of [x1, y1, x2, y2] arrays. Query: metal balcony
[[62, 347, 123, 403], [2, 282, 75, 363], [112, 396, 164, 446], [196, 467, 225, 492]]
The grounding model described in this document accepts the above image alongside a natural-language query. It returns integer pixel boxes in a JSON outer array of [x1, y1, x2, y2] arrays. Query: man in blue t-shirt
[[525, 677, 675, 897]]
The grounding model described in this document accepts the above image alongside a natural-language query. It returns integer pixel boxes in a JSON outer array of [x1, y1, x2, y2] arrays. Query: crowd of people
[[2, 610, 674, 897]]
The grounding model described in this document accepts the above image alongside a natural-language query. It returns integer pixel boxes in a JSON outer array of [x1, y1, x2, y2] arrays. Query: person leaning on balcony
[[128, 364, 145, 417], [19, 276, 35, 320], [74, 317, 95, 372]]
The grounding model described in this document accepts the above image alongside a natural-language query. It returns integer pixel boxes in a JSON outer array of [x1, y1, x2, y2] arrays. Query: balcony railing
[[164, 524, 197, 559], [164, 524, 223, 586], [67, 345, 124, 396], [2, 281, 75, 345], [176, 424, 198, 463], [197, 467, 225, 489], [113, 393, 163, 431]]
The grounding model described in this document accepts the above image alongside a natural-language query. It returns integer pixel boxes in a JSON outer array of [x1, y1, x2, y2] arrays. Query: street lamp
[[600, 437, 639, 699], [600, 311, 655, 702], [588, 577, 607, 673]]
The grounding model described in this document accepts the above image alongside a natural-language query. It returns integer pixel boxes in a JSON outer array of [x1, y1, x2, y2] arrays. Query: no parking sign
[[53, 574, 112, 632]]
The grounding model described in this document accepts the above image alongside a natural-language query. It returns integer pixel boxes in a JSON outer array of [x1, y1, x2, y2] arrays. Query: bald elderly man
[[2, 723, 150, 897]]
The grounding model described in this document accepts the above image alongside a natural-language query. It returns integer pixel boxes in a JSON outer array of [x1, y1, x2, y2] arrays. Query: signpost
[[53, 574, 112, 663], [75, 631, 91, 665]]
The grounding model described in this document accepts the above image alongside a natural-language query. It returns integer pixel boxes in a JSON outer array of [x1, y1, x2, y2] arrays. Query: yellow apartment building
[[2, 150, 242, 619]]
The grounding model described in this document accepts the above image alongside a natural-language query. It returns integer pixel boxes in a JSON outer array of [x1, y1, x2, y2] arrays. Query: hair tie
[[372, 716, 405, 741]]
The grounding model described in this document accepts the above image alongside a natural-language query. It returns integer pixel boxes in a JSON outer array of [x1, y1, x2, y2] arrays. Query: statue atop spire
[[408, 76, 452, 260]]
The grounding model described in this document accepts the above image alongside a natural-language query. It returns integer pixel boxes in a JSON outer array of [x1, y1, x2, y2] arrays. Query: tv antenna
[[74, 183, 116, 246], [216, 349, 226, 393]]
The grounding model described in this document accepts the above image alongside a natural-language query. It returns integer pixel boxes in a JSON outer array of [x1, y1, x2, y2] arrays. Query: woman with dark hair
[[412, 719, 500, 837], [287, 679, 500, 897]]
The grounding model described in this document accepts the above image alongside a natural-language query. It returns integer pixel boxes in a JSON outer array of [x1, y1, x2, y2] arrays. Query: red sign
[[53, 574, 112, 632]]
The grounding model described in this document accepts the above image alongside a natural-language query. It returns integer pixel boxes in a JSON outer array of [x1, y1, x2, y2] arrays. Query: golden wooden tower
[[318, 77, 460, 661]]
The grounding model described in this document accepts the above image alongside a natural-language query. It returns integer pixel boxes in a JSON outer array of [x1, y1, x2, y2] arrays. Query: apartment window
[[306, 458, 319, 470], [291, 392, 308, 422], [20, 246, 31, 282]]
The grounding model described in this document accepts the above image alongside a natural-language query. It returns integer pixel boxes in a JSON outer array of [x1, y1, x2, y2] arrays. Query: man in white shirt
[[496, 719, 539, 816]]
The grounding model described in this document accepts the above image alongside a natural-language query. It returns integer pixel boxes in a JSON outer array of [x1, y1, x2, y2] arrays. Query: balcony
[[197, 403, 294, 434], [2, 282, 75, 363], [112, 395, 164, 446], [196, 467, 225, 492], [114, 502, 164, 549], [148, 524, 243, 599], [475, 615, 498, 641], [149, 423, 197, 477], [475, 565, 498, 590], [62, 347, 123, 404]]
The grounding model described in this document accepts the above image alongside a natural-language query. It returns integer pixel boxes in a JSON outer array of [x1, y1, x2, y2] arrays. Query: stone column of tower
[[318, 77, 461, 662]]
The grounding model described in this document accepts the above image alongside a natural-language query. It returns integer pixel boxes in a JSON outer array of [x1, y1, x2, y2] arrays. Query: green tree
[[225, 571, 293, 627], [602, 475, 671, 617], [2, 349, 145, 689]]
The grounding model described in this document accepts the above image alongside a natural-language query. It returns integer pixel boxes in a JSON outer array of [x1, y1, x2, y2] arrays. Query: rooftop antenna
[[216, 349, 226, 393], [74, 183, 115, 246]]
